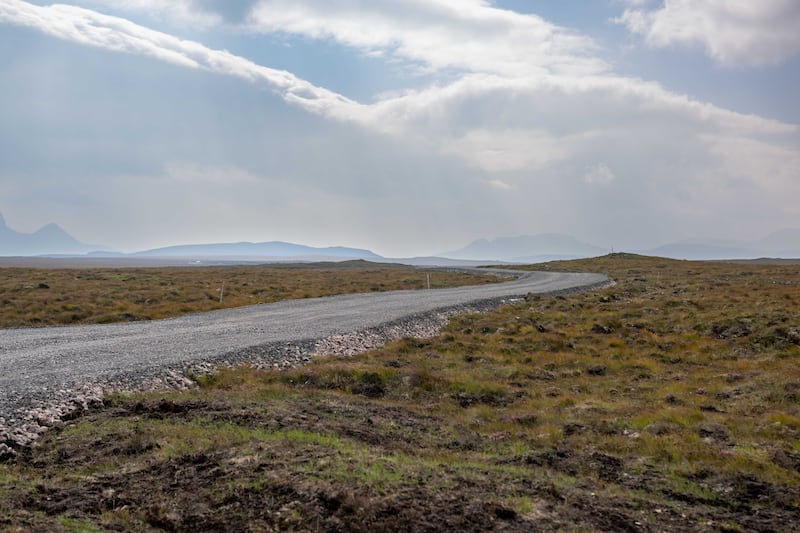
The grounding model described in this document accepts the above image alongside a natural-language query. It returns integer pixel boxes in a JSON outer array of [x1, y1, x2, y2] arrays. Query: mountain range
[[128, 242, 380, 260], [2, 212, 799, 262], [445, 231, 800, 262], [0, 213, 379, 261]]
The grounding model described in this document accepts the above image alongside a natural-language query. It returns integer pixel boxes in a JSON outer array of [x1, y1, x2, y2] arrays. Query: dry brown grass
[[0, 261, 498, 328]]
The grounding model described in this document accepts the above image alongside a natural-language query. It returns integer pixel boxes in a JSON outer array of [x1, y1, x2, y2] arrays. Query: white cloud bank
[[615, 0, 800, 66]]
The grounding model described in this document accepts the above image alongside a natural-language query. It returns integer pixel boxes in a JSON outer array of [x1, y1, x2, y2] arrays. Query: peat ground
[[1, 254, 799, 531]]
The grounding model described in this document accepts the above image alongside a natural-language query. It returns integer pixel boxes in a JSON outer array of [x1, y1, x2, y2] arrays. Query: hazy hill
[[133, 241, 382, 260], [443, 230, 800, 262], [443, 234, 606, 262], [756, 229, 800, 257], [643, 230, 800, 259], [642, 243, 757, 261], [0, 213, 99, 256]]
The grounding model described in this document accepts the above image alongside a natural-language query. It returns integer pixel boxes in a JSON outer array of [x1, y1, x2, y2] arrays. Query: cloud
[[487, 179, 513, 191], [0, 0, 360, 118], [245, 0, 607, 77], [361, 72, 795, 181], [164, 163, 261, 185], [70, 0, 607, 77], [702, 134, 800, 215], [583, 163, 615, 185], [441, 128, 570, 173], [83, 0, 259, 25], [357, 71, 800, 245], [614, 0, 800, 66], [83, 0, 223, 27]]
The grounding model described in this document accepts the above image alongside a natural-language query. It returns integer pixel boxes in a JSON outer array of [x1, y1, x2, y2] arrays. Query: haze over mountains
[[129, 242, 380, 261], [443, 234, 607, 263], [0, 213, 382, 261], [1, 213, 799, 262], [446, 232, 800, 262], [0, 213, 102, 256]]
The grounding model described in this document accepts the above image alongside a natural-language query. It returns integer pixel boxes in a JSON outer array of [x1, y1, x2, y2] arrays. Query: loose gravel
[[0, 270, 611, 455]]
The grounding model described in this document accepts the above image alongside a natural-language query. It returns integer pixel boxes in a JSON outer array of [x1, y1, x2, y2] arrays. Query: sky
[[0, 0, 798, 257]]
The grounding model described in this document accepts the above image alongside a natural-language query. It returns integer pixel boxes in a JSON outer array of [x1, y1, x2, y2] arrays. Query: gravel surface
[[0, 269, 610, 452]]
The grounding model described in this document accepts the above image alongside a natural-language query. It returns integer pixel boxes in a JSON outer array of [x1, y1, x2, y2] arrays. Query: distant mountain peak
[[35, 222, 74, 237], [0, 212, 99, 256]]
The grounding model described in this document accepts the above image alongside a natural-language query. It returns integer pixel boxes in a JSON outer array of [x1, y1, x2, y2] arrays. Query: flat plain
[[1, 254, 799, 531], [0, 261, 499, 328]]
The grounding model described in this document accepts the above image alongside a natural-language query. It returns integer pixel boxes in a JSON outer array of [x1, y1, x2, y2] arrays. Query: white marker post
[[219, 281, 225, 304]]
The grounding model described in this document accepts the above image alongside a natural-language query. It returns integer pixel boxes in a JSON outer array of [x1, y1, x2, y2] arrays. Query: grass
[[1, 254, 799, 531], [0, 260, 499, 328]]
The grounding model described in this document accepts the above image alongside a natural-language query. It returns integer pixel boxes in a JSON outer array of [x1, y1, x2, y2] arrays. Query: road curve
[[0, 269, 609, 427]]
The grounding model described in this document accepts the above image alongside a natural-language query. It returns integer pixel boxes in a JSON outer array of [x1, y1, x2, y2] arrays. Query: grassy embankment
[[1, 254, 799, 531], [0, 261, 498, 328]]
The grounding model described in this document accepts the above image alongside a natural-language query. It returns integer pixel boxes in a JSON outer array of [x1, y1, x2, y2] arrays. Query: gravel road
[[0, 269, 609, 451]]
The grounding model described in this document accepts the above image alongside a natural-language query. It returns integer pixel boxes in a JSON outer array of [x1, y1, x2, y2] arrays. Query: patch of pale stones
[[0, 302, 492, 459], [1, 382, 107, 459], [312, 309, 454, 357]]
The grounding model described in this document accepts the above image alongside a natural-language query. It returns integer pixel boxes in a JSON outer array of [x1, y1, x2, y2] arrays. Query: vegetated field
[[1, 254, 799, 531], [0, 261, 499, 328]]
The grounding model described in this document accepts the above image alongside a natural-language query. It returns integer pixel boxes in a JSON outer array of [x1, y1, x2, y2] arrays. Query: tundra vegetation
[[0, 261, 498, 328], [1, 254, 799, 531]]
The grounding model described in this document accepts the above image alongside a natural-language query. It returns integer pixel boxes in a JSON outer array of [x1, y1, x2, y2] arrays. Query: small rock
[[563, 422, 587, 436], [0, 443, 17, 462], [487, 503, 517, 520], [664, 393, 681, 404], [513, 414, 538, 426], [698, 424, 730, 442], [591, 324, 614, 334], [587, 364, 607, 376], [622, 428, 640, 439]]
